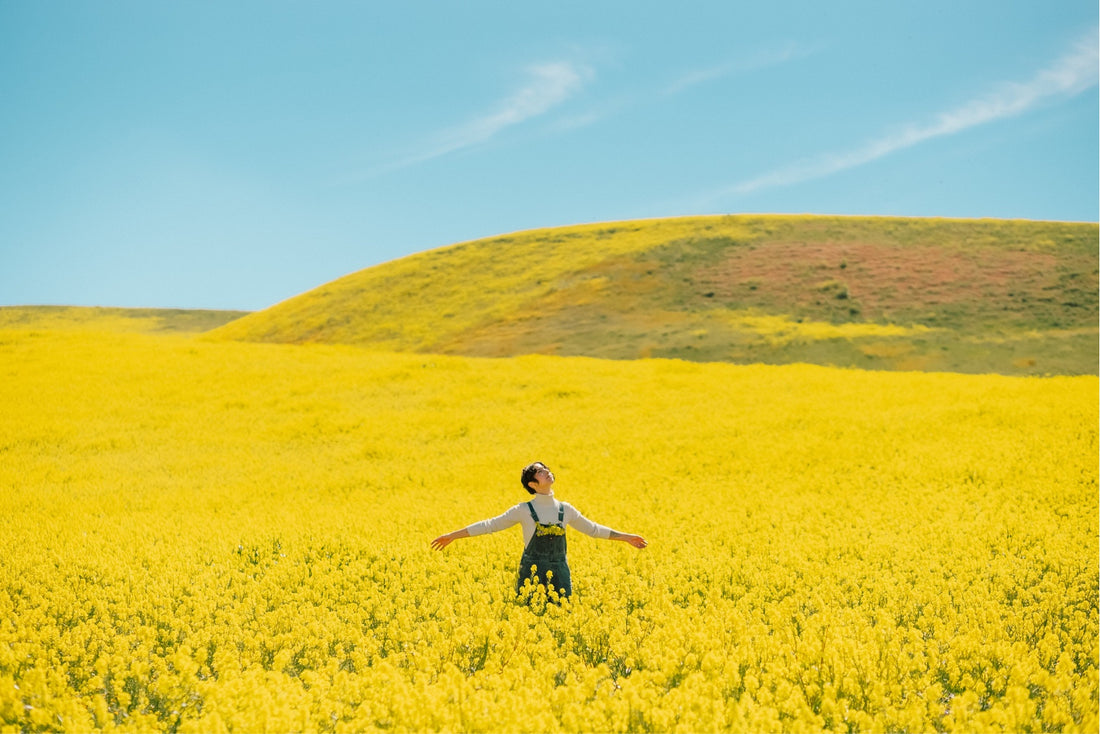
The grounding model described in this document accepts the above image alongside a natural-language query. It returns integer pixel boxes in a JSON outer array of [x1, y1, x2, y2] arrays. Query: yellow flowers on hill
[[204, 215, 1099, 376], [210, 216, 750, 350], [0, 327, 1096, 732]]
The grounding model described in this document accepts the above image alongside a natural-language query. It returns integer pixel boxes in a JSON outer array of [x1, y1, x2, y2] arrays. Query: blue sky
[[2, 1, 1097, 311]]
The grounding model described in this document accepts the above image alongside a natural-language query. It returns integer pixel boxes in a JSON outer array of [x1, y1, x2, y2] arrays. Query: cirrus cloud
[[718, 27, 1099, 198], [358, 61, 591, 179]]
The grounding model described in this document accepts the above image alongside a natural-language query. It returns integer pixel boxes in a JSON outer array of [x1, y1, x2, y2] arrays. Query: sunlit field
[[1, 326, 1096, 732]]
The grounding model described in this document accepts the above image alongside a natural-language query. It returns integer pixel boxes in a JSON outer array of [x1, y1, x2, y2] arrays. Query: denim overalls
[[515, 501, 571, 598]]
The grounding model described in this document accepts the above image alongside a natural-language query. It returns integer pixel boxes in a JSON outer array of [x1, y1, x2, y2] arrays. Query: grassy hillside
[[208, 214, 1099, 375], [0, 306, 249, 334]]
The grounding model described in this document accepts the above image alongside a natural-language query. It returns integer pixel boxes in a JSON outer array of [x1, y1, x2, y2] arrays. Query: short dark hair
[[520, 462, 546, 494]]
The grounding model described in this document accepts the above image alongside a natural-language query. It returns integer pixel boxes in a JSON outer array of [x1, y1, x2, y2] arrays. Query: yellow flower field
[[0, 327, 1096, 732]]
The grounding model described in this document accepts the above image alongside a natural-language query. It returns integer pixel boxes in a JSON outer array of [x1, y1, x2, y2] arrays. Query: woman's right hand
[[431, 533, 454, 551], [431, 528, 469, 550]]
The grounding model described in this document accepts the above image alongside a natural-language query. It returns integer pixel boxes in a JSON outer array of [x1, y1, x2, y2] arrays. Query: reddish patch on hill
[[695, 241, 1065, 320]]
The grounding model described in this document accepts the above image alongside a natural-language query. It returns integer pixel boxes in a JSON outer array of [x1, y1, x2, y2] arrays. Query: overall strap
[[557, 503, 565, 524], [525, 502, 540, 523]]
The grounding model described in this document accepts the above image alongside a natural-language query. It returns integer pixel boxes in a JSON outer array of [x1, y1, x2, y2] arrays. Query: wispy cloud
[[663, 41, 822, 96], [548, 41, 818, 138], [364, 61, 590, 177], [718, 28, 1099, 198]]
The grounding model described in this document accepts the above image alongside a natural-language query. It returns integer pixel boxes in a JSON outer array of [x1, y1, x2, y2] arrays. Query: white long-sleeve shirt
[[465, 492, 613, 548]]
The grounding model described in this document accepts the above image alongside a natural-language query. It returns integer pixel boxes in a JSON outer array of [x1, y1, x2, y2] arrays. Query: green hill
[[0, 306, 249, 334], [209, 214, 1098, 375]]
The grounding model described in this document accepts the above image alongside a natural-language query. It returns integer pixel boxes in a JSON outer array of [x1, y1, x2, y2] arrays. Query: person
[[431, 462, 647, 599]]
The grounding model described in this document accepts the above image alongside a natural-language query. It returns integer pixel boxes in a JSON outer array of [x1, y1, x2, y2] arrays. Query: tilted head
[[521, 461, 554, 495]]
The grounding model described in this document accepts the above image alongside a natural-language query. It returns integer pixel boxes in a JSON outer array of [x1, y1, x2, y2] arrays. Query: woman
[[431, 462, 647, 598]]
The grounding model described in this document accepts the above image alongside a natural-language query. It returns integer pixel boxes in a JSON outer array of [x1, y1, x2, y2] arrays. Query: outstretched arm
[[436, 504, 525, 550], [431, 528, 470, 551], [609, 530, 647, 549], [562, 504, 647, 549]]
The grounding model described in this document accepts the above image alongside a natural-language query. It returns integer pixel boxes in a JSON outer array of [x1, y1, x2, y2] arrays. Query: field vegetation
[[1, 314, 1096, 732], [209, 215, 1098, 376]]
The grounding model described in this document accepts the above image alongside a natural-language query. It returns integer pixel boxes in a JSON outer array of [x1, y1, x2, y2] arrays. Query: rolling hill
[[0, 305, 248, 334], [210, 214, 1098, 375]]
